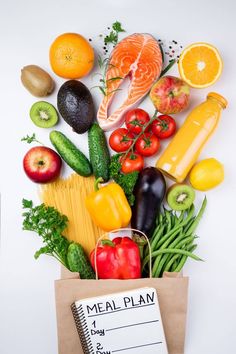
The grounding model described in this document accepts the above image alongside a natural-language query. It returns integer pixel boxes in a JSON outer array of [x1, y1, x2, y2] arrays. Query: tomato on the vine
[[135, 133, 160, 157], [120, 152, 144, 174], [124, 108, 150, 135], [109, 128, 134, 152], [151, 115, 176, 139]]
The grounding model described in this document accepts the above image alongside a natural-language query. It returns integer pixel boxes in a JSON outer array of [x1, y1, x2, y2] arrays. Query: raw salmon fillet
[[97, 33, 163, 131]]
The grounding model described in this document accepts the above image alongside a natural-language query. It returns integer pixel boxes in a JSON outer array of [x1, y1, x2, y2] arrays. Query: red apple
[[23, 146, 62, 183], [150, 75, 190, 114]]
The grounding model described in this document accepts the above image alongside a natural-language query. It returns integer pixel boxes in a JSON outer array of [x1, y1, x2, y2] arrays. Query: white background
[[0, 0, 236, 353]]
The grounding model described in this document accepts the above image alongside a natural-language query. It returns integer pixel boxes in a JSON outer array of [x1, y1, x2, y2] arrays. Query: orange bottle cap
[[207, 92, 228, 109]]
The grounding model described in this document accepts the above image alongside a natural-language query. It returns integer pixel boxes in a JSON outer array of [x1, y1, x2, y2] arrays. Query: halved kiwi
[[167, 184, 195, 211], [30, 101, 58, 128]]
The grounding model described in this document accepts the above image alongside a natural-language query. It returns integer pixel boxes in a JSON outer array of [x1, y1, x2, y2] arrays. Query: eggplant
[[131, 167, 166, 237]]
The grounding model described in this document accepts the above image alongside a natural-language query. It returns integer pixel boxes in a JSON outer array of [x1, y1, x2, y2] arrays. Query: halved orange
[[178, 42, 223, 88]]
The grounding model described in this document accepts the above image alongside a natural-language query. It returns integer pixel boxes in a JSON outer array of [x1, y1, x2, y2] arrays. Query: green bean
[[175, 210, 185, 225], [164, 253, 181, 272], [144, 222, 164, 258], [144, 225, 160, 258], [162, 234, 195, 271], [173, 244, 197, 272], [153, 234, 195, 277], [164, 209, 172, 233], [152, 224, 185, 276], [150, 224, 165, 250], [152, 248, 202, 277], [183, 217, 195, 233], [142, 201, 205, 276], [154, 224, 182, 249], [142, 224, 166, 271], [171, 213, 177, 228], [172, 243, 197, 273], [150, 248, 202, 261], [152, 227, 184, 276], [186, 197, 207, 235], [158, 213, 163, 225], [155, 205, 195, 249], [171, 259, 179, 272]]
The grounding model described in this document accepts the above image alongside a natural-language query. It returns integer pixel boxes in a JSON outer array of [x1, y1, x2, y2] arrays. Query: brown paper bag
[[55, 268, 188, 354]]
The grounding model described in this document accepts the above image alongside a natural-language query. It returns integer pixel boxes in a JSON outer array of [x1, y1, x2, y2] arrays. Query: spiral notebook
[[71, 287, 168, 354]]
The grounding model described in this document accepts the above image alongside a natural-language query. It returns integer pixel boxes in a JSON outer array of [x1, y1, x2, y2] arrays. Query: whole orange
[[49, 33, 94, 79]]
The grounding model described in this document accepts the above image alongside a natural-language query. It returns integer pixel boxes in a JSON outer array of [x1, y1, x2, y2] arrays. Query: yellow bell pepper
[[85, 178, 132, 231]]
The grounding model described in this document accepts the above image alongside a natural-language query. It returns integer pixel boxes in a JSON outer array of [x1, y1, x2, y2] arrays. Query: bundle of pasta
[[40, 174, 103, 254]]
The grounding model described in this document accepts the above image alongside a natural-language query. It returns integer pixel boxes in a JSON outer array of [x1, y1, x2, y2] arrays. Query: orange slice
[[178, 42, 223, 88]]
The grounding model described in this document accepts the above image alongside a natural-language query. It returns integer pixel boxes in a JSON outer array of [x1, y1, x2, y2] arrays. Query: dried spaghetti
[[40, 174, 103, 255]]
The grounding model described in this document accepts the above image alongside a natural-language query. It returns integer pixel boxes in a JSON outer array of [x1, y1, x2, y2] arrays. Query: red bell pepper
[[90, 237, 141, 279]]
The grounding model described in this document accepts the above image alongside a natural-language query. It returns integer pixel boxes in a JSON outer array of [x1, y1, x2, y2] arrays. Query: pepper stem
[[132, 233, 147, 261], [101, 239, 114, 247], [94, 177, 104, 191]]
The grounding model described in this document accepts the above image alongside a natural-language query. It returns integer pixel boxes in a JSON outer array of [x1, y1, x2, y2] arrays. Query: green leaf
[[98, 55, 103, 69], [106, 76, 123, 82], [34, 246, 50, 259], [107, 88, 122, 96], [22, 199, 33, 209], [21, 133, 43, 145], [104, 31, 118, 45], [112, 21, 125, 33], [99, 86, 107, 96], [159, 44, 164, 63], [21, 133, 36, 144], [160, 59, 176, 77]]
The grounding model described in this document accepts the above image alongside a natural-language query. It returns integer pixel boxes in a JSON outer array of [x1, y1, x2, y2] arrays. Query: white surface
[[0, 0, 236, 353]]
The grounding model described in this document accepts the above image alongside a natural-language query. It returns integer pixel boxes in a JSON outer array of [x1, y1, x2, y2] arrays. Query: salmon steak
[[97, 33, 163, 131]]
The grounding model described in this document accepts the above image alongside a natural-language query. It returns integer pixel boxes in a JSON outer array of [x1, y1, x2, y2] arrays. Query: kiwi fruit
[[21, 65, 54, 97], [30, 101, 58, 128], [167, 184, 195, 211]]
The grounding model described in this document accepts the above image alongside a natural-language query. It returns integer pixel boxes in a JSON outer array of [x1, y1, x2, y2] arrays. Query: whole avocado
[[57, 80, 95, 134]]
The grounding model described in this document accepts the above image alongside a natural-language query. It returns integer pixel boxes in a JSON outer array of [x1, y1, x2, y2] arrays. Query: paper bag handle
[[94, 228, 152, 280]]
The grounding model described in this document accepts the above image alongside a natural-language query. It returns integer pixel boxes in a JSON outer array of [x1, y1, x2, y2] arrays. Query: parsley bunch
[[22, 199, 70, 267]]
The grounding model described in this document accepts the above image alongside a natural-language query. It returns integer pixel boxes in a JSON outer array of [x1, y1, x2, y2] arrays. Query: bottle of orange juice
[[156, 92, 227, 183]]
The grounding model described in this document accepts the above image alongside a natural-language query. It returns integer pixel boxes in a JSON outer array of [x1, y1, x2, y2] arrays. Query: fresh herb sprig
[[93, 21, 125, 96], [22, 199, 70, 267], [160, 59, 176, 77], [104, 21, 125, 46], [21, 133, 43, 145], [93, 56, 123, 96]]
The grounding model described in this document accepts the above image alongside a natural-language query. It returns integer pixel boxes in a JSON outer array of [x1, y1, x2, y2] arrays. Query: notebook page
[[75, 287, 168, 354]]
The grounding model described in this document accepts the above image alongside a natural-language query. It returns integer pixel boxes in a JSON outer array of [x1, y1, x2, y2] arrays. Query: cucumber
[[88, 123, 110, 182], [50, 130, 92, 177], [67, 243, 95, 279]]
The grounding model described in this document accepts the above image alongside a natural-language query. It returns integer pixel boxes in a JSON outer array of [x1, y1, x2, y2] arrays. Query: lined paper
[[72, 287, 168, 354]]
